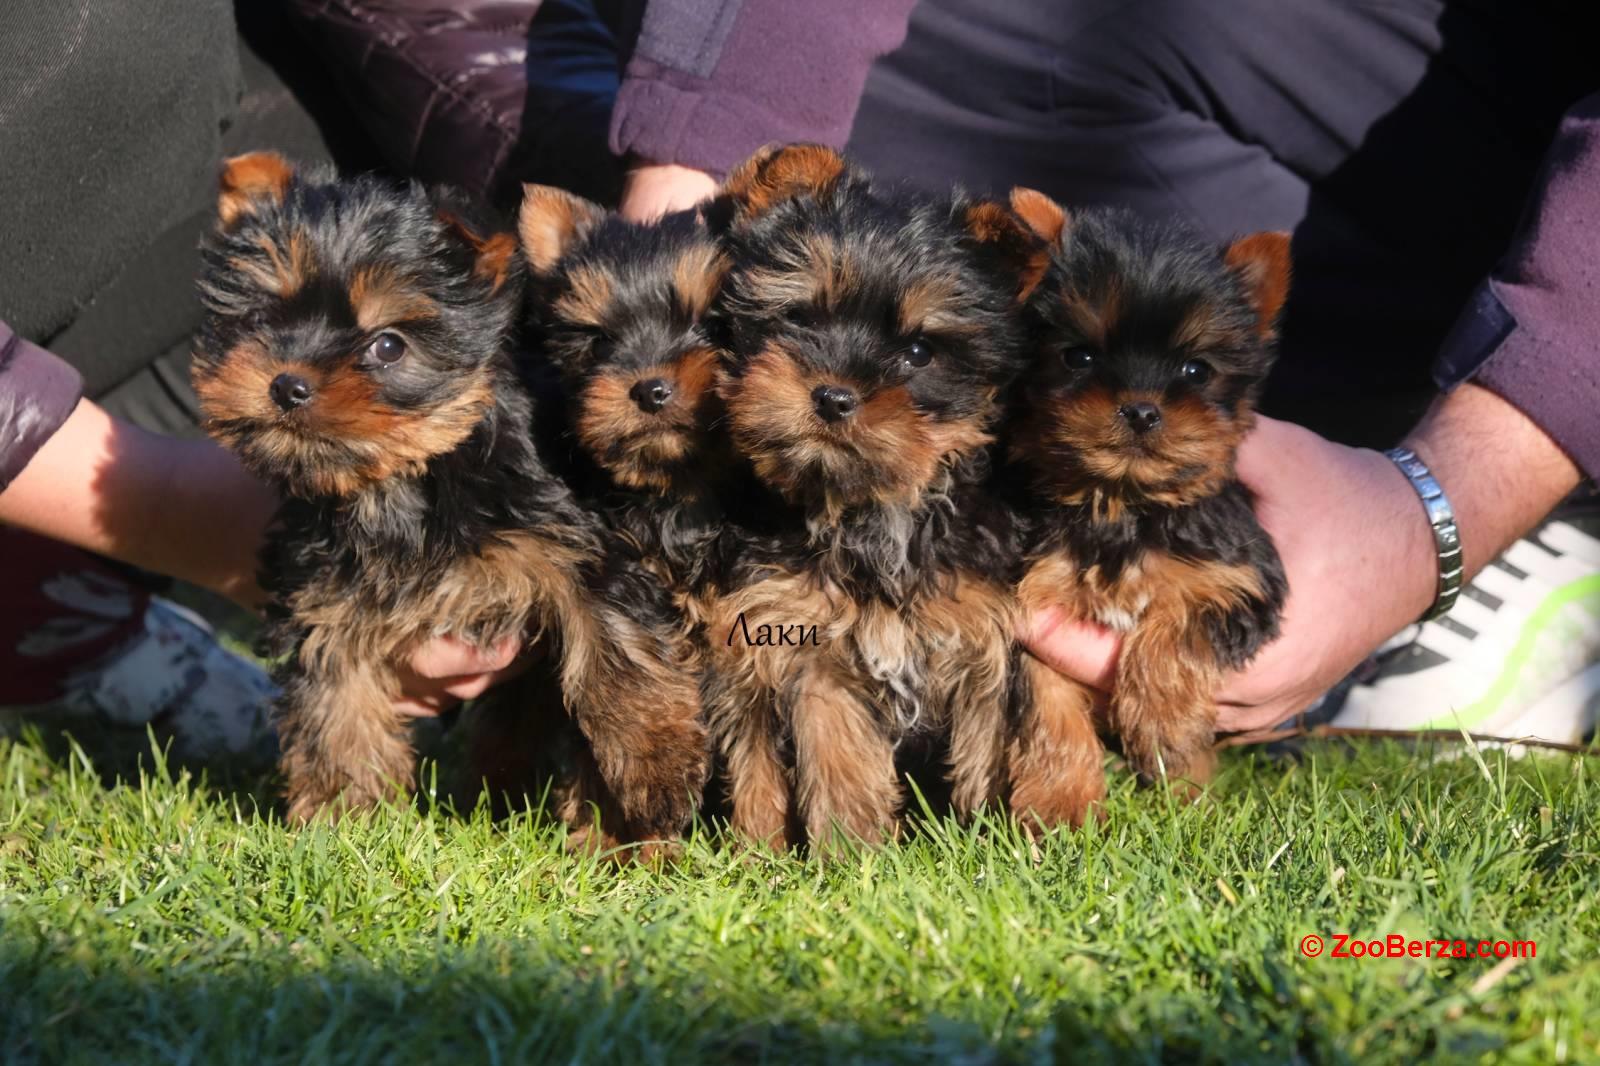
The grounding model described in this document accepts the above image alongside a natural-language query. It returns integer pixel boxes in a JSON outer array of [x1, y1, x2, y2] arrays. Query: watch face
[[1432, 281, 1517, 391]]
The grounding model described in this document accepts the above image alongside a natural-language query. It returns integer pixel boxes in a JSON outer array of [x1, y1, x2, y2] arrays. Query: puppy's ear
[[1008, 188, 1069, 246], [711, 143, 848, 225], [1224, 232, 1293, 336], [518, 184, 607, 274], [438, 211, 521, 293], [218, 152, 295, 227], [962, 198, 1053, 302], [672, 240, 730, 321]]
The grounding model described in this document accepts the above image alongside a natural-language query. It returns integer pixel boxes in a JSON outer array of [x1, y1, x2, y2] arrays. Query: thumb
[[1017, 606, 1121, 691]]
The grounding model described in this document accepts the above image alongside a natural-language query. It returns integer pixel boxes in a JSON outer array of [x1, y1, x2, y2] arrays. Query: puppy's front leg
[[278, 662, 415, 822], [791, 664, 899, 850], [565, 606, 710, 842], [1111, 612, 1220, 794], [1007, 652, 1106, 832], [706, 675, 795, 850]]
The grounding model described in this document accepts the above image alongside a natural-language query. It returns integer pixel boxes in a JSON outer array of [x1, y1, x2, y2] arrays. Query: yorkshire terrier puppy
[[516, 187, 734, 598], [192, 153, 708, 839], [702, 145, 1046, 849], [467, 187, 734, 843], [1003, 192, 1291, 825]]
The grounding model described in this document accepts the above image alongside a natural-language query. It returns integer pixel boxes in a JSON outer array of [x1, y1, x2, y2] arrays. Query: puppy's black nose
[[1119, 401, 1162, 435], [629, 377, 674, 413], [270, 373, 313, 412], [812, 384, 859, 423]]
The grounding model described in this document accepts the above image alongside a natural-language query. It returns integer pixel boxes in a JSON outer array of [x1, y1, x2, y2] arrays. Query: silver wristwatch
[[1384, 446, 1463, 622]]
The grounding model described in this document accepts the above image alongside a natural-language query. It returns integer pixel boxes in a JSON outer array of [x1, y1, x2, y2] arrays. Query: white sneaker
[[1326, 515, 1600, 745]]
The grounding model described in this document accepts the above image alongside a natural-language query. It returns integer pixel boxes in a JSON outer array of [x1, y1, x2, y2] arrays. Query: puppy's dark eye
[[591, 335, 616, 362], [367, 332, 406, 365], [1179, 358, 1213, 385], [1062, 347, 1095, 371], [903, 340, 934, 369]]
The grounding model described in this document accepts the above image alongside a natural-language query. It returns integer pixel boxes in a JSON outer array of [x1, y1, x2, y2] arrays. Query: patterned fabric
[[0, 528, 275, 759]]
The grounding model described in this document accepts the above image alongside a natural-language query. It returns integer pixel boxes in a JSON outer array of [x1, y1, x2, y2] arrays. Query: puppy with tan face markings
[[192, 153, 708, 848], [1002, 193, 1292, 829], [700, 144, 1047, 851], [517, 186, 741, 599]]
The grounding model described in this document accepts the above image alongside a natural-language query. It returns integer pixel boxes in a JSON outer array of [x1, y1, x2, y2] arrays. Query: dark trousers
[[0, 1, 376, 701], [847, 0, 1598, 446]]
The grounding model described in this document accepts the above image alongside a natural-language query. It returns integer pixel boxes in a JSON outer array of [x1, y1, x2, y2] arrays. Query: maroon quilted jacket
[[280, 0, 916, 207], [282, 0, 627, 206]]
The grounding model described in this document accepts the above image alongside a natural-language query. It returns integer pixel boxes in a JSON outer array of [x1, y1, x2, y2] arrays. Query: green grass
[[1, 729, 1596, 1065]]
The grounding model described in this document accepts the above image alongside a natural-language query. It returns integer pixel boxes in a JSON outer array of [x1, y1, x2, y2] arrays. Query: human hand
[[393, 634, 531, 717], [618, 160, 718, 222], [1020, 414, 1438, 732]]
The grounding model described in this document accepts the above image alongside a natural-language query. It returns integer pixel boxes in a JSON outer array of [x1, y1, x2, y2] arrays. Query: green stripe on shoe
[[1421, 575, 1600, 732]]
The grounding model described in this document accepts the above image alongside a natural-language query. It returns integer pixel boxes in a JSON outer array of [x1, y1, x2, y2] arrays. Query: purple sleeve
[[609, 0, 919, 178], [0, 321, 84, 493], [1434, 92, 1600, 480]]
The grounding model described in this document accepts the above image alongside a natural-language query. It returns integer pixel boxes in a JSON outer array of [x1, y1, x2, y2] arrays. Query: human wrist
[[1358, 443, 1444, 627], [1402, 383, 1581, 582], [1382, 446, 1463, 621]]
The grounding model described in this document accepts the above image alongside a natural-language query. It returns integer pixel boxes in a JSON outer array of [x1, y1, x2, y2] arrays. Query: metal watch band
[[1384, 446, 1463, 622]]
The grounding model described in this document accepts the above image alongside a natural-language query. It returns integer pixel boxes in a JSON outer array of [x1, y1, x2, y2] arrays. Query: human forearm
[[0, 398, 275, 606], [1403, 382, 1582, 583]]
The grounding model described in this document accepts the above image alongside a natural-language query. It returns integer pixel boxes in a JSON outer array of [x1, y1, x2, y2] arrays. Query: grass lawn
[[1, 725, 1596, 1064]]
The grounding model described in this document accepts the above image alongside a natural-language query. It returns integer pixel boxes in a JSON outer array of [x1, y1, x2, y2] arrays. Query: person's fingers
[[618, 163, 718, 223], [1017, 606, 1121, 691], [408, 634, 521, 680], [392, 635, 530, 718]]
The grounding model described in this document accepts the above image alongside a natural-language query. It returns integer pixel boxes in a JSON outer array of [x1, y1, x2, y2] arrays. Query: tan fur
[[218, 151, 295, 226], [1007, 654, 1105, 832], [719, 144, 847, 218], [1224, 232, 1293, 337], [1009, 187, 1068, 246], [472, 232, 519, 291], [280, 665, 412, 822], [574, 346, 720, 492], [1170, 300, 1250, 351], [719, 350, 995, 519], [706, 568, 1017, 849], [193, 347, 494, 496], [918, 577, 1017, 816], [791, 664, 901, 849], [348, 267, 441, 333], [284, 528, 708, 835], [436, 211, 519, 292], [719, 685, 797, 850], [1021, 548, 1265, 790], [672, 244, 729, 319], [962, 199, 1053, 302], [897, 275, 978, 337], [1010, 386, 1247, 517], [553, 264, 614, 328], [1059, 280, 1125, 350], [518, 184, 606, 273], [229, 231, 313, 299]]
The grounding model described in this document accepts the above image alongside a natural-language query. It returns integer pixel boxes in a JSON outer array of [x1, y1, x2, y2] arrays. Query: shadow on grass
[[0, 927, 1326, 1065]]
